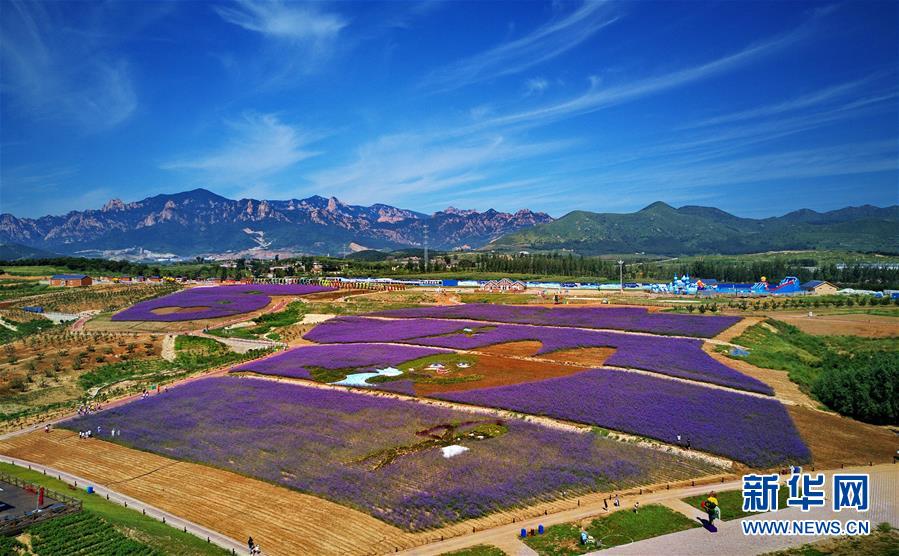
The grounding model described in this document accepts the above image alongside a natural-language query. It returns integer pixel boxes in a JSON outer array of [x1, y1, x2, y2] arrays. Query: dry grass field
[[787, 406, 898, 468], [773, 312, 898, 338], [0, 429, 727, 556], [0, 430, 414, 556]]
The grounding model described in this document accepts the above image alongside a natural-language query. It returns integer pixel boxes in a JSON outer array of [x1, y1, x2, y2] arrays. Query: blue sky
[[1, 0, 897, 218]]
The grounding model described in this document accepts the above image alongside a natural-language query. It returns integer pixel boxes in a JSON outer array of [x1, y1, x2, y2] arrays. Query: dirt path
[[596, 464, 898, 556], [364, 316, 746, 347], [0, 430, 729, 556], [0, 453, 246, 555], [160, 334, 176, 362], [701, 344, 811, 407], [190, 330, 283, 353], [0, 430, 412, 556], [232, 372, 733, 469], [713, 316, 762, 344], [401, 464, 898, 556]]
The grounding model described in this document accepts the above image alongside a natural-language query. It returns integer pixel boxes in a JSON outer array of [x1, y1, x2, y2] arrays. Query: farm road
[[400, 464, 898, 556], [598, 464, 898, 556], [0, 453, 247, 555]]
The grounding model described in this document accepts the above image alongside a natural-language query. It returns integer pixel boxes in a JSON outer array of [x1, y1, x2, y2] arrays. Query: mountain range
[[491, 202, 899, 255], [0, 189, 551, 258], [1, 190, 895, 259]]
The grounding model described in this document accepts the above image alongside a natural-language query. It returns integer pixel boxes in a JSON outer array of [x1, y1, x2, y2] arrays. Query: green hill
[[489, 203, 899, 256], [0, 242, 59, 260]]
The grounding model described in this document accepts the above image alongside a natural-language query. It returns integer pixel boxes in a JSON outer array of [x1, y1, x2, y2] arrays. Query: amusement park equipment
[[649, 274, 713, 295], [651, 274, 802, 296], [751, 276, 801, 295]]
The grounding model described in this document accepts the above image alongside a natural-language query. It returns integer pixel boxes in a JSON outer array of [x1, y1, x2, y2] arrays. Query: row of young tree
[[457, 253, 899, 289], [4, 253, 899, 289]]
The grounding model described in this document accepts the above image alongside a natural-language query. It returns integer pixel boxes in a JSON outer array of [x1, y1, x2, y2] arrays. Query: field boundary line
[[230, 372, 734, 468], [362, 315, 748, 346], [0, 454, 248, 556]]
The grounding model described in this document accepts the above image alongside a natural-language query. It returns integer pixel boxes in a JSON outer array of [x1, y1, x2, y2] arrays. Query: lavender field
[[230, 343, 450, 380], [374, 305, 740, 338], [436, 369, 810, 468], [65, 377, 716, 529], [112, 284, 334, 321], [307, 317, 772, 394]]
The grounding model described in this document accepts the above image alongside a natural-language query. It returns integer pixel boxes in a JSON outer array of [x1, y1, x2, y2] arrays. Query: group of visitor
[[77, 403, 102, 416], [247, 537, 262, 555]]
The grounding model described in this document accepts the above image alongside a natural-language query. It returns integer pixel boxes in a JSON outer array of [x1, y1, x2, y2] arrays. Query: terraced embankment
[[0, 430, 413, 556]]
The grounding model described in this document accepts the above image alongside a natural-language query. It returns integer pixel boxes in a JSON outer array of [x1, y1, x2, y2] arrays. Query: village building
[[800, 280, 838, 295], [49, 274, 92, 287], [480, 278, 526, 293]]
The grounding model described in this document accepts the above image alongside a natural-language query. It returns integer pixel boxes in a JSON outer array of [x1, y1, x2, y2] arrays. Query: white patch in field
[[441, 445, 469, 459]]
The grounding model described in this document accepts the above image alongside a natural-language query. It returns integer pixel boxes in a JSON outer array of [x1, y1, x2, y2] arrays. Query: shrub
[[812, 351, 898, 425]]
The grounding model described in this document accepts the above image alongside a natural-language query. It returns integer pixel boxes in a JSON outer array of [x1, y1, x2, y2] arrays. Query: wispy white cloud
[[0, 1, 138, 131], [684, 74, 889, 129], [524, 77, 550, 96], [420, 1, 618, 92], [215, 0, 346, 44], [162, 113, 321, 183], [214, 0, 347, 84], [308, 132, 572, 207], [471, 24, 810, 132]]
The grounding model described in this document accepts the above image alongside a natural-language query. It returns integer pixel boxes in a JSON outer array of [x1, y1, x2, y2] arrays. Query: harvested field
[[787, 406, 898, 468], [475, 340, 542, 357], [0, 430, 411, 556], [150, 306, 212, 315], [413, 353, 589, 396], [773, 312, 899, 338], [538, 347, 615, 367]]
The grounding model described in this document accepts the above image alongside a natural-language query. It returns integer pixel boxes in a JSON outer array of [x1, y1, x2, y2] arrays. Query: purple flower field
[[436, 369, 810, 468], [374, 305, 740, 338], [307, 317, 772, 394], [112, 284, 334, 321], [65, 377, 715, 529], [303, 316, 483, 343], [230, 343, 450, 380]]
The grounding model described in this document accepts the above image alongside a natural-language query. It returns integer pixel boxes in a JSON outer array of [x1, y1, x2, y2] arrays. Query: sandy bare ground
[[714, 316, 761, 344], [701, 344, 814, 408], [0, 430, 410, 556], [160, 334, 176, 362], [787, 406, 899, 469], [773, 312, 899, 338]]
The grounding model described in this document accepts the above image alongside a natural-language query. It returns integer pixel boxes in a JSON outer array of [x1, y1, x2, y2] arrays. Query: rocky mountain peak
[[102, 199, 126, 212]]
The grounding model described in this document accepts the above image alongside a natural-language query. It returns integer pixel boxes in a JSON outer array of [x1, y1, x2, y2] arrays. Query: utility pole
[[618, 260, 624, 293], [423, 224, 429, 273]]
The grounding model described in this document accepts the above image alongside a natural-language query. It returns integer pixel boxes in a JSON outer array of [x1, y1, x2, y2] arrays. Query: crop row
[[112, 284, 334, 321], [436, 368, 811, 468], [305, 317, 773, 394], [66, 377, 716, 530], [373, 305, 740, 338], [29, 511, 160, 555], [230, 343, 450, 380]]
